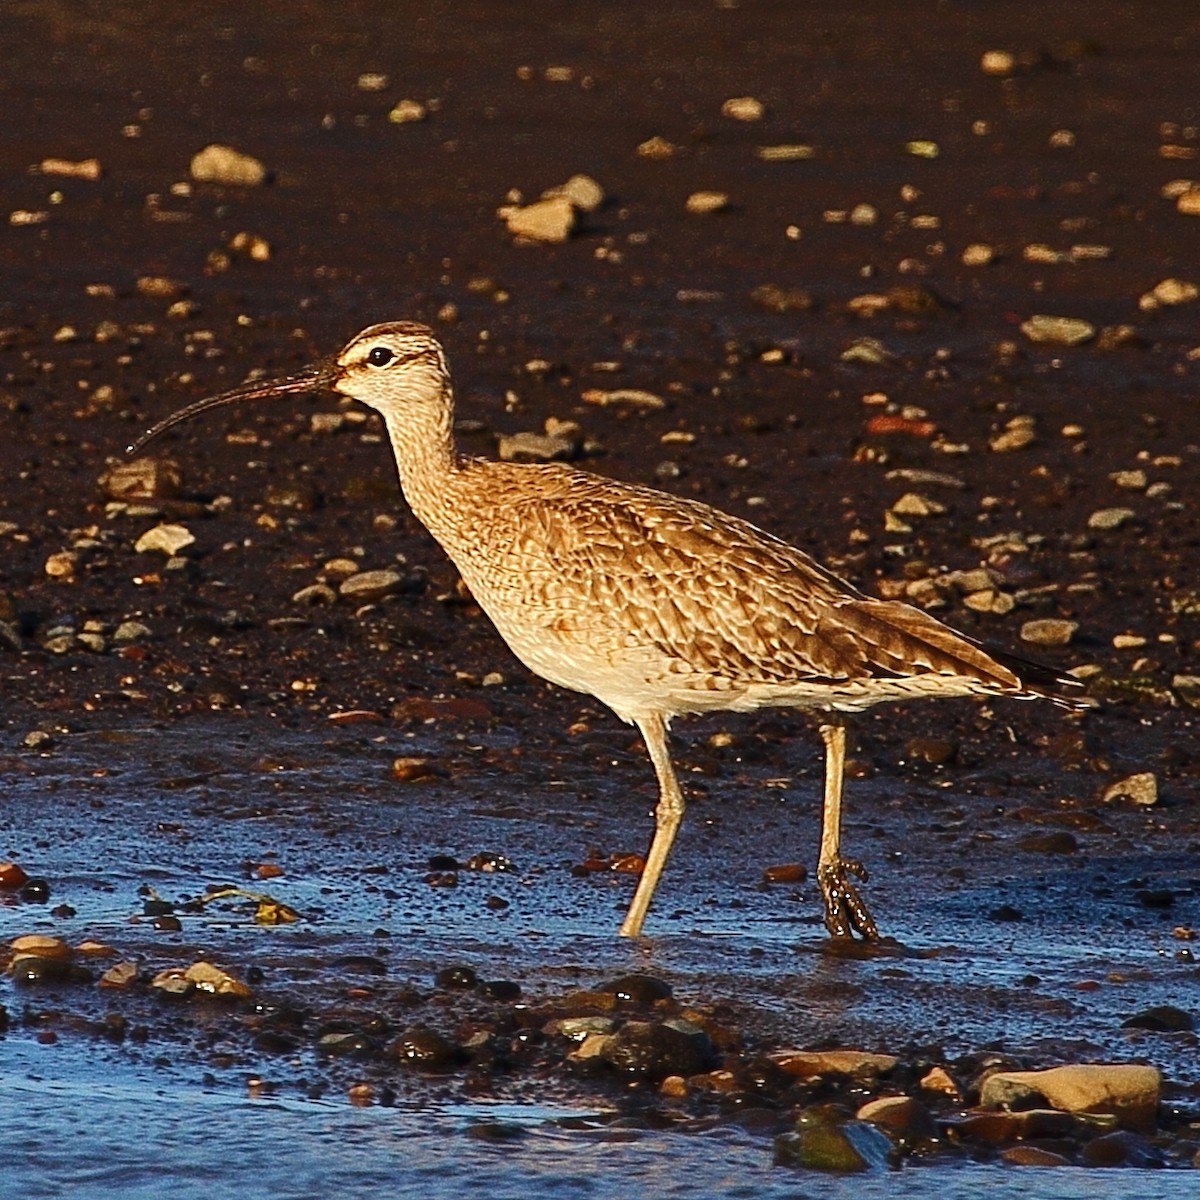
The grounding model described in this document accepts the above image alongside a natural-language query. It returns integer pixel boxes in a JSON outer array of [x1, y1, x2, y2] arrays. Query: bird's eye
[[367, 346, 394, 367]]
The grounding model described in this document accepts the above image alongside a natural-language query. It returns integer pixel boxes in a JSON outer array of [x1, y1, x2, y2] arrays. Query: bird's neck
[[379, 390, 464, 538]]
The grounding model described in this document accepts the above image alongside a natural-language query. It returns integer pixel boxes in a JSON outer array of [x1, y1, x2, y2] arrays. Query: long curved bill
[[127, 357, 337, 455]]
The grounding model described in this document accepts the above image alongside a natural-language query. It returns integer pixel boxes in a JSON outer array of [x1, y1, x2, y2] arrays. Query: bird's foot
[[818, 858, 880, 941]]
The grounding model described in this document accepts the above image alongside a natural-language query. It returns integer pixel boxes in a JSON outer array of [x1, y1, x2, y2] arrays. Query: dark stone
[[601, 1018, 713, 1080], [483, 979, 522, 1001], [1120, 1004, 1194, 1032], [775, 1120, 896, 1172], [332, 955, 389, 976], [387, 1024, 462, 1069], [1080, 1130, 1166, 1168], [602, 973, 674, 1005], [435, 964, 478, 989], [20, 878, 51, 903]]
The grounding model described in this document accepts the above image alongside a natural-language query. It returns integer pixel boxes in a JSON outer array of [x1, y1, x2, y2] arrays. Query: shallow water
[[4, 1053, 1188, 1200]]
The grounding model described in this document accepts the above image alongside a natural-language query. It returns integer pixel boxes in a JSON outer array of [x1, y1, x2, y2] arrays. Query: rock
[[1177, 187, 1200, 215], [776, 1120, 895, 1172], [391, 756, 441, 783], [905, 140, 939, 158], [504, 196, 575, 242], [963, 588, 1015, 615], [101, 457, 181, 501], [552, 173, 605, 212], [1139, 277, 1198, 310], [1120, 1004, 1193, 1032], [962, 242, 995, 266], [685, 191, 729, 215], [44, 550, 78, 578], [1088, 506, 1135, 530], [10, 934, 70, 960], [99, 961, 140, 989], [1019, 618, 1078, 647], [498, 430, 578, 462], [185, 960, 253, 998], [601, 973, 673, 1005], [40, 156, 104, 180], [890, 492, 945, 518], [1173, 675, 1200, 708], [750, 283, 814, 313], [1000, 1145, 1072, 1167], [989, 417, 1037, 452], [387, 1024, 461, 1068], [721, 96, 764, 121], [600, 1018, 712, 1080], [292, 583, 337, 606], [771, 1049, 898, 1080], [581, 388, 666, 410], [1102, 772, 1157, 807], [763, 862, 807, 883], [980, 1064, 1161, 1132], [388, 99, 427, 124], [980, 49, 1016, 76], [920, 1066, 961, 1098], [339, 569, 403, 603], [637, 135, 679, 160], [1020, 314, 1095, 346], [190, 144, 267, 186], [1080, 1130, 1166, 1168], [856, 1095, 938, 1146], [756, 144, 814, 161], [1111, 469, 1148, 490], [134, 523, 195, 555]]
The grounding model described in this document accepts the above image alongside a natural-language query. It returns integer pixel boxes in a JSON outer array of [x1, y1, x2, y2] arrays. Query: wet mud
[[2, 0, 1199, 1185]]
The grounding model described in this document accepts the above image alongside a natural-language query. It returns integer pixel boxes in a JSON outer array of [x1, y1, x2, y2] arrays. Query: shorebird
[[132, 321, 1085, 940]]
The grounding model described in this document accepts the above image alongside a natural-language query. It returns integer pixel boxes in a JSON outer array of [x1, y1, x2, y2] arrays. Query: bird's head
[[127, 321, 449, 454]]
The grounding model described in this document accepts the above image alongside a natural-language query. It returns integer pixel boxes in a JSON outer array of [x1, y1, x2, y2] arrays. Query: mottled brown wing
[[515, 472, 1020, 691]]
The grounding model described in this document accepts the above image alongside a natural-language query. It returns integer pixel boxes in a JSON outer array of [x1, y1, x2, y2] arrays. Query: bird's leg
[[817, 719, 879, 940], [619, 714, 685, 938]]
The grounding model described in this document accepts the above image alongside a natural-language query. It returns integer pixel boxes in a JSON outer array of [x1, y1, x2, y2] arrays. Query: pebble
[[1120, 1004, 1193, 1032], [961, 242, 995, 266], [962, 589, 1015, 615], [1102, 772, 1157, 807], [134, 523, 195, 555], [980, 49, 1016, 76], [338, 569, 403, 603], [989, 415, 1037, 452], [771, 1049, 898, 1079], [293, 583, 337, 606], [763, 862, 807, 884], [890, 492, 945, 518], [1019, 619, 1078, 647], [435, 964, 478, 989], [39, 156, 104, 180], [1138, 277, 1198, 310], [102, 458, 181, 501], [637, 135, 678, 159], [391, 756, 441, 783], [980, 1064, 1161, 1132], [756, 144, 814, 161], [600, 1018, 713, 1080], [387, 1024, 461, 1068], [581, 388, 666, 410], [1110, 469, 1147, 490], [0, 863, 30, 890], [905, 140, 939, 158], [1087, 506, 1135, 530], [1020, 314, 1095, 346], [602, 973, 673, 1005], [999, 1145, 1071, 1167], [776, 1118, 895, 1172], [498, 430, 578, 462], [721, 96, 764, 121], [190, 144, 268, 186], [388, 99, 427, 124], [751, 283, 814, 313], [44, 550, 78, 578], [856, 1095, 938, 1147], [504, 195, 574, 242], [11, 933, 70, 959], [685, 191, 729, 215], [1177, 187, 1200, 215], [1080, 1130, 1166, 1168], [550, 173, 605, 213], [99, 961, 140, 989]]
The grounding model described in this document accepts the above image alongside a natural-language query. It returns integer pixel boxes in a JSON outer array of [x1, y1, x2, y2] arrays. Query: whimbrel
[[132, 321, 1086, 939]]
